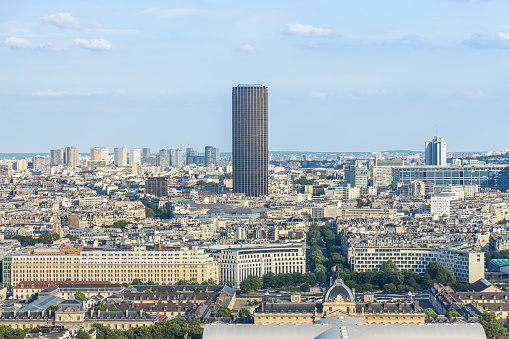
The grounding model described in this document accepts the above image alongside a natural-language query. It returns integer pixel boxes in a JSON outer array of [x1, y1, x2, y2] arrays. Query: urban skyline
[[2, 0, 509, 153]]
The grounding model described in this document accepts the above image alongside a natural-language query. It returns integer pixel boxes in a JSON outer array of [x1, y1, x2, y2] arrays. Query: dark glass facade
[[232, 85, 268, 197]]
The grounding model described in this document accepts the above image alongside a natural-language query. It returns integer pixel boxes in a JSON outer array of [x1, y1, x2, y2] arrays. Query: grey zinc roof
[[203, 316, 486, 339]]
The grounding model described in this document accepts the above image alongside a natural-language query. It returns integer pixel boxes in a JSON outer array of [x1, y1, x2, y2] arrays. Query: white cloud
[[310, 91, 326, 99], [72, 38, 113, 51], [357, 89, 390, 96], [457, 89, 485, 98], [284, 24, 336, 37], [466, 33, 509, 49], [4, 36, 33, 49], [236, 44, 255, 53], [32, 90, 77, 96], [38, 42, 61, 52], [41, 12, 80, 29], [142, 8, 202, 17]]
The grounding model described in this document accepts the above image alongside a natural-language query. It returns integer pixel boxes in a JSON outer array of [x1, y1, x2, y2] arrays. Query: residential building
[[64, 146, 79, 167], [145, 177, 168, 197], [205, 146, 219, 167], [50, 149, 64, 166], [33, 156, 51, 176], [232, 84, 268, 197], [129, 148, 141, 165], [157, 149, 170, 169], [431, 192, 460, 218], [114, 148, 128, 167]]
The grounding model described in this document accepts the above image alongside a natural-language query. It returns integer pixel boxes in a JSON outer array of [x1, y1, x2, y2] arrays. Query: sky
[[1, 0, 509, 153]]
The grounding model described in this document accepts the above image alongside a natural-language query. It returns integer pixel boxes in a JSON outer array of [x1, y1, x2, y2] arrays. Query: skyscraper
[[232, 84, 268, 197], [425, 136, 447, 166], [205, 146, 219, 167], [157, 149, 170, 169], [129, 148, 141, 165], [114, 147, 128, 167], [64, 146, 79, 167]]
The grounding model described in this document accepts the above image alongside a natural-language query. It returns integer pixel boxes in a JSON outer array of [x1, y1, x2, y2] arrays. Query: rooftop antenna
[[435, 123, 438, 138]]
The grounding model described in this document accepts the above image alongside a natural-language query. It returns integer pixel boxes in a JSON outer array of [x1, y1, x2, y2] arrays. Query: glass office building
[[392, 165, 509, 191]]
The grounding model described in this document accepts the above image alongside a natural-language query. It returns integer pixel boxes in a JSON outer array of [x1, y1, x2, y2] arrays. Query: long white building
[[348, 246, 484, 283], [213, 244, 306, 287]]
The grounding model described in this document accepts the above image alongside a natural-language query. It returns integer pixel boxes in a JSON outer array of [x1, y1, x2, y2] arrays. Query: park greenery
[[91, 318, 203, 339], [0, 325, 29, 339], [74, 292, 87, 301], [293, 178, 316, 186], [143, 202, 172, 220], [215, 306, 232, 318], [479, 311, 506, 339], [5, 233, 60, 246], [102, 220, 131, 229]]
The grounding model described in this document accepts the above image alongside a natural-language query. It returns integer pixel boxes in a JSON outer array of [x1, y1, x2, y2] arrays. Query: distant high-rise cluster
[[114, 147, 128, 167], [232, 84, 268, 197], [64, 146, 79, 167], [425, 136, 446, 166]]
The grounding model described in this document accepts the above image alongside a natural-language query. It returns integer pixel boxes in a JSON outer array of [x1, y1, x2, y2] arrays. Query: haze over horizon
[[2, 0, 509, 153]]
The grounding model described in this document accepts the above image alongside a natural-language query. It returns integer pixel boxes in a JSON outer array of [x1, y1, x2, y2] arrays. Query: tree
[[384, 283, 397, 293], [46, 305, 58, 312], [194, 287, 206, 293], [240, 276, 263, 292], [145, 280, 156, 285], [359, 283, 372, 292], [425, 262, 457, 287], [424, 308, 436, 317], [132, 278, 143, 285], [0, 325, 29, 339], [188, 319, 203, 339], [76, 329, 92, 339], [95, 304, 107, 311], [74, 291, 87, 301], [108, 307, 121, 311], [300, 283, 310, 292], [480, 311, 506, 339], [380, 260, 398, 272], [239, 307, 251, 318], [215, 306, 232, 317], [445, 308, 461, 317]]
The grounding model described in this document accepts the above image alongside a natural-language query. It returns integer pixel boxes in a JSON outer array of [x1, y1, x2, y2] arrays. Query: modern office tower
[[425, 136, 447, 166], [170, 148, 183, 167], [157, 149, 170, 169], [232, 84, 268, 197], [33, 156, 51, 176], [90, 147, 101, 161], [129, 148, 141, 165], [64, 146, 79, 167], [205, 146, 219, 167], [345, 165, 368, 188], [186, 145, 198, 165], [114, 147, 128, 167], [50, 149, 64, 166], [145, 177, 168, 197]]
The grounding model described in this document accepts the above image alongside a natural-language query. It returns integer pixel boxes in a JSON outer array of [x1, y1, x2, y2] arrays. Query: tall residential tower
[[232, 84, 268, 197]]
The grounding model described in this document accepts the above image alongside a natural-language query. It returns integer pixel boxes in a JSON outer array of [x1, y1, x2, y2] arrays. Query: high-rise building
[[170, 148, 183, 167], [232, 84, 268, 197], [33, 156, 51, 176], [425, 136, 447, 166], [145, 177, 168, 197], [157, 149, 170, 169], [50, 149, 64, 166], [345, 165, 368, 188], [142, 148, 151, 162], [90, 147, 109, 167], [129, 148, 141, 165], [114, 147, 128, 167], [186, 145, 198, 165], [64, 147, 79, 167], [205, 146, 219, 167], [90, 147, 101, 161]]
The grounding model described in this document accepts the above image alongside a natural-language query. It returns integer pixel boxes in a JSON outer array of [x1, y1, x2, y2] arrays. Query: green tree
[[76, 329, 92, 339], [188, 319, 203, 339], [359, 283, 372, 292], [240, 276, 263, 292], [46, 305, 58, 312], [384, 283, 397, 293], [300, 283, 310, 292], [194, 287, 206, 293], [424, 308, 436, 317], [445, 308, 461, 317], [108, 307, 121, 311], [145, 207, 155, 219], [380, 260, 398, 272], [239, 307, 251, 318], [95, 304, 107, 311], [215, 306, 232, 317], [132, 278, 143, 285], [74, 291, 87, 301], [425, 262, 457, 287], [0, 325, 29, 339], [479, 311, 506, 339]]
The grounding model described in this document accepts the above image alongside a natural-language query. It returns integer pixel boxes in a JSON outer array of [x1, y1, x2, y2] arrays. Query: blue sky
[[1, 0, 509, 153]]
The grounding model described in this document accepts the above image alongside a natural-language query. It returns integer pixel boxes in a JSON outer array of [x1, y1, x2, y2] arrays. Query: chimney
[[383, 301, 387, 310], [27, 310, 30, 318], [126, 309, 129, 317], [97, 309, 100, 317], [398, 301, 402, 310], [261, 302, 265, 311], [413, 300, 419, 310], [140, 309, 143, 317], [367, 301, 372, 310]]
